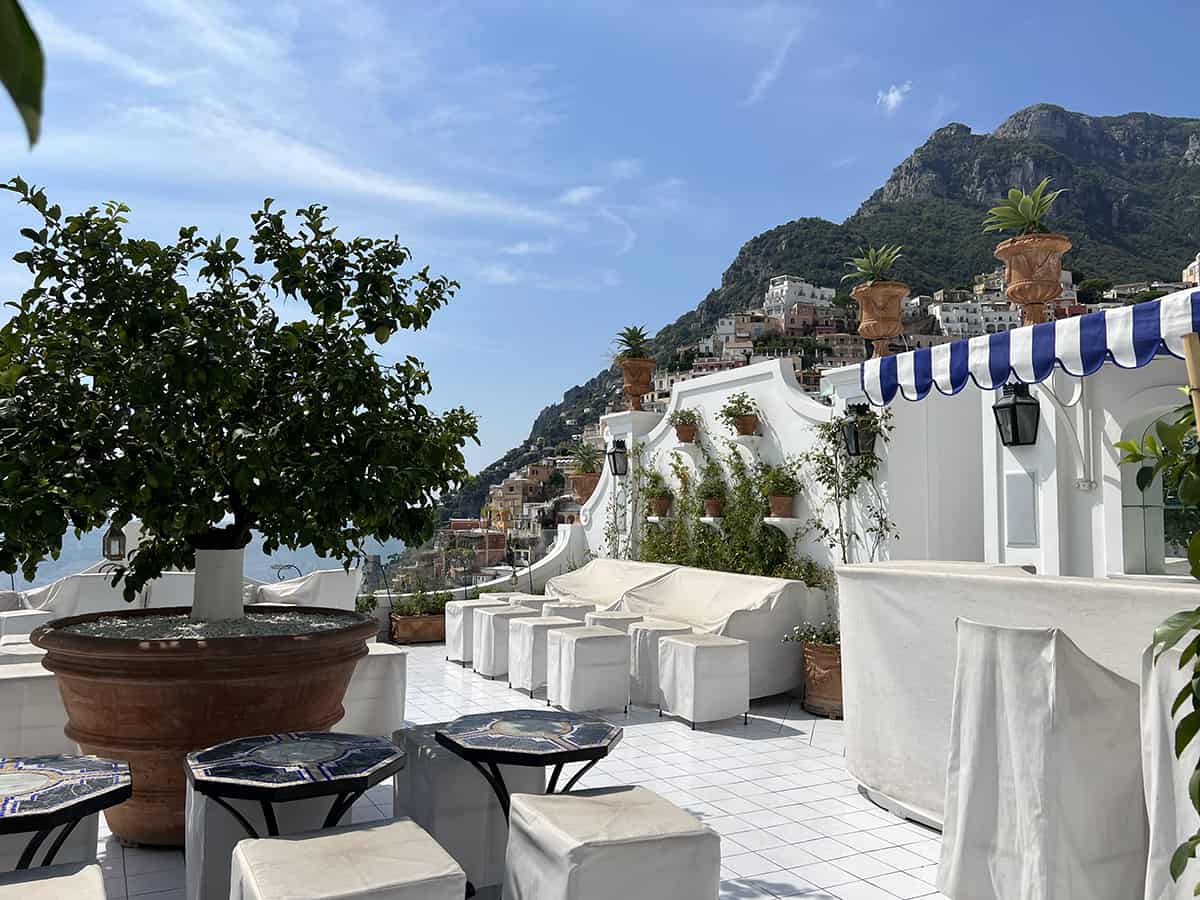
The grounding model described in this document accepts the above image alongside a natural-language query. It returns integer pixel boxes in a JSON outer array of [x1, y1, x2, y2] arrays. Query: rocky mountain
[[439, 103, 1200, 519]]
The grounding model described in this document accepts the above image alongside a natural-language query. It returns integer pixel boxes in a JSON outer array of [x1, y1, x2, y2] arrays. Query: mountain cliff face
[[439, 103, 1200, 519]]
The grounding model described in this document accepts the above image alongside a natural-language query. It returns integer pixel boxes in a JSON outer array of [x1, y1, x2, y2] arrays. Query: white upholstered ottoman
[[472, 606, 541, 678], [547, 626, 629, 713], [658, 634, 749, 728], [444, 598, 508, 665], [628, 619, 693, 707], [0, 863, 105, 899], [230, 819, 465, 900], [541, 600, 596, 622], [583, 610, 643, 633], [509, 616, 585, 697], [503, 787, 720, 900], [393, 724, 544, 891]]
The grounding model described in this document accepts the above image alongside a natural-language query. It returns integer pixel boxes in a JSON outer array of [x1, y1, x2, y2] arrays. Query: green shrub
[[355, 594, 379, 614]]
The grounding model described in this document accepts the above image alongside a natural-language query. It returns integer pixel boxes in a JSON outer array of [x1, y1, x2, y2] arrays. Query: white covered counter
[[838, 561, 1196, 827]]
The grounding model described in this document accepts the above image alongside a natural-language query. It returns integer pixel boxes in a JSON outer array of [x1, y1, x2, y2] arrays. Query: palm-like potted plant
[[614, 325, 655, 411], [784, 617, 842, 718], [568, 443, 603, 502], [762, 462, 801, 518], [698, 461, 726, 517], [842, 244, 907, 359], [719, 392, 760, 436], [389, 587, 451, 644], [983, 178, 1071, 325], [643, 471, 674, 517], [668, 408, 701, 443], [4, 181, 477, 844]]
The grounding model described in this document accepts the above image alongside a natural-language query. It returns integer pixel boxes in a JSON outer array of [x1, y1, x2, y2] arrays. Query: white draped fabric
[[253, 568, 362, 611], [544, 559, 677, 606]]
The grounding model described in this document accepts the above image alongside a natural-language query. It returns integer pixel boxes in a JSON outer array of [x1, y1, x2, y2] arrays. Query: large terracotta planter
[[618, 357, 655, 411], [648, 496, 672, 517], [569, 472, 600, 502], [702, 498, 725, 517], [389, 613, 445, 644], [994, 233, 1072, 325], [767, 494, 794, 517], [852, 280, 908, 358], [802, 641, 842, 719], [733, 415, 758, 436], [674, 424, 698, 444], [31, 605, 375, 847]]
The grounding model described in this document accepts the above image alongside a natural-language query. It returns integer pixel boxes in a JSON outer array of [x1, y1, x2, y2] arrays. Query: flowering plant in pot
[[842, 244, 906, 359], [568, 442, 603, 502], [642, 470, 674, 517], [697, 460, 726, 517], [389, 587, 451, 644], [1, 180, 477, 844], [614, 325, 655, 411], [983, 178, 1070, 325], [719, 392, 760, 436], [761, 462, 801, 518], [784, 618, 841, 718], [668, 408, 701, 444]]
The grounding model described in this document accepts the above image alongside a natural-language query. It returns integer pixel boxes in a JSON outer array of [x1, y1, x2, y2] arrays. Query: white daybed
[[544, 559, 677, 606]]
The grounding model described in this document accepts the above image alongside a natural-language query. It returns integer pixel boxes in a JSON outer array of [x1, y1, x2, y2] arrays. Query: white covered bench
[[0, 862, 105, 899], [444, 598, 508, 665]]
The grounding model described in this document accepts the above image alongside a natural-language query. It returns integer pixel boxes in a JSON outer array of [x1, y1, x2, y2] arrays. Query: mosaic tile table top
[[435, 709, 622, 766], [0, 755, 131, 834], [186, 732, 406, 803]]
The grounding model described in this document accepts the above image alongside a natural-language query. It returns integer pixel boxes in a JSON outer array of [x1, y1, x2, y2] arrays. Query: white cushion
[[504, 787, 720, 900], [0, 862, 105, 899], [508, 616, 585, 696], [547, 626, 628, 713], [472, 606, 541, 678], [443, 598, 508, 663], [628, 619, 693, 707], [658, 634, 749, 725], [393, 724, 544, 889], [583, 611, 643, 633], [540, 600, 595, 622], [230, 819, 465, 900]]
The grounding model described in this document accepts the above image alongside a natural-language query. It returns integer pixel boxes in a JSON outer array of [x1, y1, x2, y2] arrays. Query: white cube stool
[[506, 592, 544, 607], [393, 724, 544, 891], [547, 626, 629, 713], [584, 611, 643, 633], [628, 619, 693, 707], [509, 616, 586, 698], [473, 606, 541, 679], [0, 862, 105, 898], [444, 598, 508, 665], [504, 787, 720, 900], [658, 634, 750, 728], [541, 600, 595, 622], [230, 819, 466, 900]]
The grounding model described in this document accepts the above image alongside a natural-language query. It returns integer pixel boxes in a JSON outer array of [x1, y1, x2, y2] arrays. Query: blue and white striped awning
[[860, 288, 1200, 406]]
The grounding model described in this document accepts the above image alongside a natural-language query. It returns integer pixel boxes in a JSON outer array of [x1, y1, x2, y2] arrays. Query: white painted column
[[191, 547, 246, 621]]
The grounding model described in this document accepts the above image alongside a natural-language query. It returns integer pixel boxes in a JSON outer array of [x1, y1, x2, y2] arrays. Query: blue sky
[[1, 0, 1197, 472]]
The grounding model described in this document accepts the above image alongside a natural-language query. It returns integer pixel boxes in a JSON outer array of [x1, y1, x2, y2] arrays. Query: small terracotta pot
[[703, 497, 725, 518], [389, 613, 445, 644], [675, 424, 698, 444], [618, 357, 655, 411], [852, 280, 908, 358], [569, 472, 600, 503], [733, 414, 758, 436], [767, 494, 794, 517], [648, 496, 672, 517], [802, 642, 842, 719], [994, 233, 1072, 325]]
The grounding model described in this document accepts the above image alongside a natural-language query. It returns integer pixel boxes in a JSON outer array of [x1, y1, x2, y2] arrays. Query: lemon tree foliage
[[0, 1, 42, 145], [0, 178, 478, 600]]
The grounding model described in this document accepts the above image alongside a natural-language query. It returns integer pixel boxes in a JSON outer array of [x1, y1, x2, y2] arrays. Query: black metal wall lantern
[[841, 404, 877, 458], [607, 439, 629, 477], [993, 383, 1040, 447], [102, 522, 127, 561]]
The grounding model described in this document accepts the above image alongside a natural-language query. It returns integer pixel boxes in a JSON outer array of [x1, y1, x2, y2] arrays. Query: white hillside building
[[763, 275, 834, 317]]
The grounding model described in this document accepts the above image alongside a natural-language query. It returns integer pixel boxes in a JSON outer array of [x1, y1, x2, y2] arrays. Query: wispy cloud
[[876, 81, 913, 115], [598, 207, 637, 255], [501, 239, 557, 256], [479, 263, 522, 286], [31, 6, 172, 87], [607, 158, 642, 180], [559, 185, 602, 205], [744, 30, 799, 105], [830, 155, 856, 169]]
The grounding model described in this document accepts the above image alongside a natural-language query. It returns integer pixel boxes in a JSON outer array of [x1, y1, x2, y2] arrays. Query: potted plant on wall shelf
[[643, 471, 674, 517], [761, 462, 801, 517], [5, 181, 478, 845], [668, 408, 701, 444], [784, 618, 842, 719], [842, 244, 907, 359], [983, 178, 1070, 326], [568, 443, 603, 502], [389, 587, 450, 644], [698, 460, 726, 517], [719, 392, 760, 436], [614, 325, 655, 411]]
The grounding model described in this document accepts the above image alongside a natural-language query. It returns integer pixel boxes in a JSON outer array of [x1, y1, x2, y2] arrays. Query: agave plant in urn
[[842, 244, 907, 358], [614, 325, 655, 411], [983, 177, 1071, 326]]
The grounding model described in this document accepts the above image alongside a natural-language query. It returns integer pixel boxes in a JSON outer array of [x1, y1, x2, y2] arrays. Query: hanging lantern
[[102, 523, 127, 561], [607, 439, 629, 477], [841, 404, 878, 458], [993, 383, 1041, 447]]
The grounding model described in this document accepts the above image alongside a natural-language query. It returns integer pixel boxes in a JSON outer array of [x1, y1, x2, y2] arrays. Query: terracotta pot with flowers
[[983, 178, 1070, 326], [761, 462, 801, 518], [698, 460, 726, 517], [614, 325, 655, 411], [668, 408, 701, 444], [643, 471, 674, 517], [843, 244, 907, 359], [785, 618, 842, 718], [719, 392, 760, 436], [568, 443, 602, 502]]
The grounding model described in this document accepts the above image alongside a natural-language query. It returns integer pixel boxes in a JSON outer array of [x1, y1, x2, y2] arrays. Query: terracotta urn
[[32, 605, 376, 846], [618, 357, 655, 411], [389, 612, 446, 644], [648, 496, 672, 517], [802, 642, 843, 719], [675, 424, 698, 444], [994, 233, 1072, 325], [702, 497, 725, 518], [733, 415, 759, 436], [767, 494, 794, 517], [569, 472, 600, 503], [852, 280, 908, 358]]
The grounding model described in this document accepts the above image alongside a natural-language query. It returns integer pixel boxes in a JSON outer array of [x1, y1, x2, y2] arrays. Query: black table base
[[14, 817, 86, 870], [209, 788, 367, 839], [462, 756, 601, 820]]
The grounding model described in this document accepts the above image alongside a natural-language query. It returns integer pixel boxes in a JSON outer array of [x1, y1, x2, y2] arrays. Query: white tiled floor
[[92, 642, 947, 899]]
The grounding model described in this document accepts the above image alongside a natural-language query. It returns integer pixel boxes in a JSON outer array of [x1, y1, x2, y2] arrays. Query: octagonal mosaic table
[[0, 754, 131, 869], [435, 709, 622, 818], [185, 732, 405, 839]]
